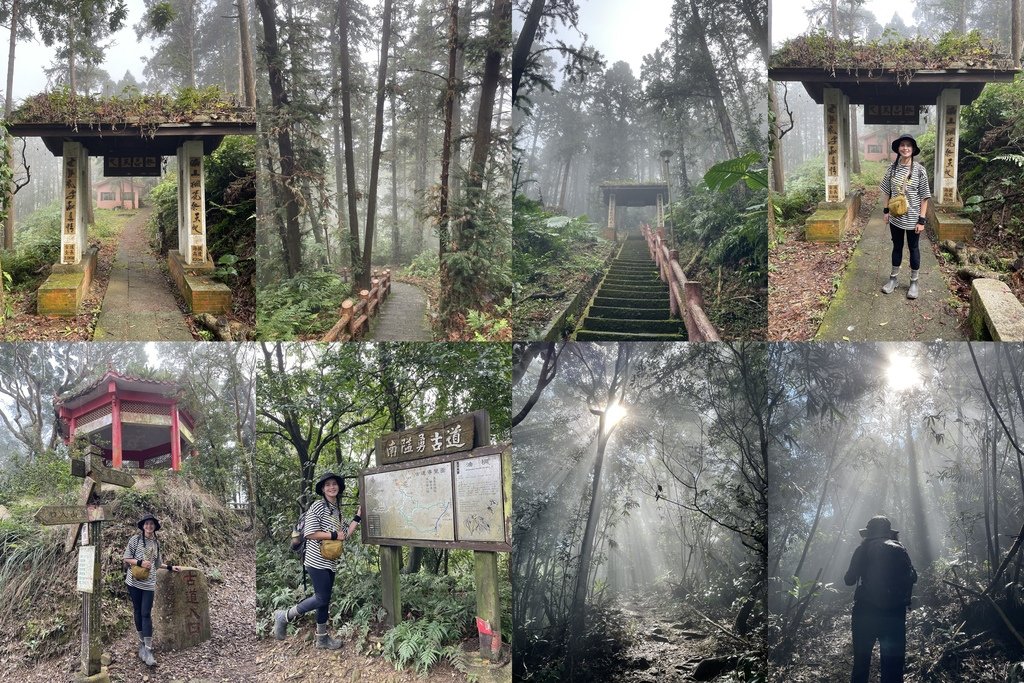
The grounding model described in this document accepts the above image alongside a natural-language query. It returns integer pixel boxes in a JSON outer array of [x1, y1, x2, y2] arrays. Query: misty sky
[[1, 0, 162, 102], [772, 0, 917, 47]]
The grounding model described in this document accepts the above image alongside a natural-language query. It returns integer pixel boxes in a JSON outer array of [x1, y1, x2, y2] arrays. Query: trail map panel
[[454, 454, 504, 543], [364, 462, 455, 542]]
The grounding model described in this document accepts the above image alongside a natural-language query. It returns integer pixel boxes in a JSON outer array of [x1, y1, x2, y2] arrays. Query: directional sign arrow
[[71, 454, 135, 488], [35, 504, 111, 526]]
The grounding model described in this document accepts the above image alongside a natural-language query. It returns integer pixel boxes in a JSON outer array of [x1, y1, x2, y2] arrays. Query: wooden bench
[[968, 278, 1024, 340]]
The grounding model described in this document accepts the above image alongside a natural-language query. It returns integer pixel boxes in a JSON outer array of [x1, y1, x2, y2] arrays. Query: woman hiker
[[880, 133, 932, 299], [274, 471, 361, 649], [122, 513, 181, 667]]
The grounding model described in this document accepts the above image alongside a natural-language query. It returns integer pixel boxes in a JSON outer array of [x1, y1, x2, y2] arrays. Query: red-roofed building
[[55, 370, 197, 471]]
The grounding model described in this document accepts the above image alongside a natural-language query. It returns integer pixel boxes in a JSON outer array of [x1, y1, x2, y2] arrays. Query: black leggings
[[128, 585, 155, 637], [890, 225, 920, 271], [296, 566, 334, 625]]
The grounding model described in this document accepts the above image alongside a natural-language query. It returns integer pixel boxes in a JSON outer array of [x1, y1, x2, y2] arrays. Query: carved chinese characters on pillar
[[189, 158, 203, 235], [191, 245, 205, 262], [826, 104, 839, 202], [63, 244, 77, 263], [63, 157, 78, 262], [377, 413, 477, 466], [184, 573, 201, 636], [944, 106, 957, 180]]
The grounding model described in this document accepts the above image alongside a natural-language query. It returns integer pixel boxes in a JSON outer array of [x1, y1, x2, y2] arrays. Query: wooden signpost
[[361, 410, 510, 662], [36, 445, 135, 683]]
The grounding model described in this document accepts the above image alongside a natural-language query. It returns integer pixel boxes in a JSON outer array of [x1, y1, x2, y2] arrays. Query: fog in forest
[[513, 342, 769, 681], [768, 342, 1024, 681]]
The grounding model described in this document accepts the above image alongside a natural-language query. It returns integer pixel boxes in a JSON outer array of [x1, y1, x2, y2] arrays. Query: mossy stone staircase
[[574, 234, 686, 341]]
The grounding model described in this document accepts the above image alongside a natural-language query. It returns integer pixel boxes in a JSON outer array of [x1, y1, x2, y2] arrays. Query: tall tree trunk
[[256, 0, 303, 276], [3, 0, 18, 250], [449, 0, 472, 204], [511, 0, 544, 105], [338, 0, 362, 277], [769, 81, 785, 194], [188, 0, 197, 88], [905, 414, 933, 568], [237, 0, 257, 106], [438, 0, 459, 267], [329, 19, 347, 268], [389, 77, 400, 263], [558, 154, 572, 209], [359, 0, 394, 288], [1013, 0, 1022, 65], [689, 0, 739, 159]]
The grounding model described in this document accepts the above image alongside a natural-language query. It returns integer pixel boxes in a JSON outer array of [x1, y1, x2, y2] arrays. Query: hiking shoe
[[881, 276, 898, 295], [137, 642, 147, 663], [315, 624, 343, 650], [142, 645, 157, 667], [273, 609, 289, 640], [907, 279, 919, 299]]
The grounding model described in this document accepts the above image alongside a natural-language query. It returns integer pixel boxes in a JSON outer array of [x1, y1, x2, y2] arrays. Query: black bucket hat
[[314, 471, 345, 497], [859, 515, 896, 539], [891, 133, 921, 156], [137, 513, 161, 531]]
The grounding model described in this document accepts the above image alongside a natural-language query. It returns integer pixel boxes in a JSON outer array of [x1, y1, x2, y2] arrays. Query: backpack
[[858, 538, 915, 609]]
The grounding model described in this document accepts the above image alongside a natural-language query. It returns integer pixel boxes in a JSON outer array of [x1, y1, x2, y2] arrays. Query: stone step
[[587, 305, 672, 321], [593, 296, 670, 309], [580, 317, 684, 335], [575, 329, 686, 342], [597, 285, 670, 298]]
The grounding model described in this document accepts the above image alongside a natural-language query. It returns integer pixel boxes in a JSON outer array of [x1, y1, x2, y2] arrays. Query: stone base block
[[168, 250, 231, 314], [805, 191, 861, 242], [37, 247, 98, 316], [602, 227, 616, 241], [968, 278, 1024, 341], [152, 567, 211, 650], [933, 210, 974, 242]]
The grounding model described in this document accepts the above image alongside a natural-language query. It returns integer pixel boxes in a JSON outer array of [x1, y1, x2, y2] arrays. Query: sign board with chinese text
[[35, 504, 111, 526], [103, 155, 161, 176], [864, 104, 920, 125], [360, 443, 511, 552], [374, 411, 485, 466], [77, 545, 95, 593]]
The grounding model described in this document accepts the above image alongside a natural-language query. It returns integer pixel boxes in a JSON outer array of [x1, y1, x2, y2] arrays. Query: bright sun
[[885, 353, 921, 391], [605, 402, 628, 430]]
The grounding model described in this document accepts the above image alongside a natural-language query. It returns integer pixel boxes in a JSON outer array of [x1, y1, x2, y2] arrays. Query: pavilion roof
[[54, 369, 185, 410]]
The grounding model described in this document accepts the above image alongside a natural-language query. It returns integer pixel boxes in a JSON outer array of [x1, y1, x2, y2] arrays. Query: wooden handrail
[[641, 226, 720, 341], [322, 269, 393, 341]]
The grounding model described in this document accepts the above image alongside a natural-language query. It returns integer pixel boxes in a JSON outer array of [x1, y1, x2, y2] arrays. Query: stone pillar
[[606, 191, 616, 240], [178, 140, 207, 265], [839, 93, 852, 195], [152, 568, 211, 650], [823, 88, 847, 203], [656, 193, 665, 229], [935, 88, 961, 207], [60, 142, 89, 265]]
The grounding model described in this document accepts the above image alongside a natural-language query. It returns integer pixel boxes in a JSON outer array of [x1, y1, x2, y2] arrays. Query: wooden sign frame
[[359, 443, 512, 553], [374, 411, 489, 466]]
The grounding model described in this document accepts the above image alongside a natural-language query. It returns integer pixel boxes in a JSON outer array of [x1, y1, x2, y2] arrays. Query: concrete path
[[93, 208, 195, 341], [366, 281, 432, 341], [816, 201, 964, 341]]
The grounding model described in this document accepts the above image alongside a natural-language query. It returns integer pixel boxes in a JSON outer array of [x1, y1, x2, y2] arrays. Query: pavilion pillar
[[935, 88, 962, 207], [822, 88, 848, 203], [178, 140, 207, 265], [170, 403, 182, 471], [60, 142, 89, 265], [605, 192, 616, 241], [111, 395, 122, 470], [656, 193, 665, 230]]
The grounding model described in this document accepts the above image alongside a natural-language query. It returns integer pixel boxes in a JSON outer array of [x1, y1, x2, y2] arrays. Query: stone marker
[[152, 568, 211, 650]]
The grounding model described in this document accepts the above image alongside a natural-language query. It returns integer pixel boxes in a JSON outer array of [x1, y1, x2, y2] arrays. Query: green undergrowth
[[257, 540, 510, 676], [0, 205, 129, 289], [9, 86, 250, 129], [670, 184, 768, 339], [254, 270, 352, 339], [0, 468, 244, 665], [770, 31, 1010, 79], [513, 196, 613, 339]]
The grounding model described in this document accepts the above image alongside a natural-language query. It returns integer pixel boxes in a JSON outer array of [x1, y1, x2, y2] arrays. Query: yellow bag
[[131, 565, 151, 581], [887, 166, 911, 217], [320, 539, 343, 560]]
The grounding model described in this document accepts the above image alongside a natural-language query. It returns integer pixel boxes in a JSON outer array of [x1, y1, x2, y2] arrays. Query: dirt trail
[[4, 531, 257, 683], [612, 593, 719, 682]]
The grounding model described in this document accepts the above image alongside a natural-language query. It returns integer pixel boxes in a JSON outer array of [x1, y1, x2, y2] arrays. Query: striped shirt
[[880, 161, 931, 231], [123, 534, 163, 591], [303, 499, 347, 572]]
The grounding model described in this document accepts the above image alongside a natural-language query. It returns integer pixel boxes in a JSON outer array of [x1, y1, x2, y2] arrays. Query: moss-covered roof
[[769, 31, 1016, 78], [7, 86, 254, 128]]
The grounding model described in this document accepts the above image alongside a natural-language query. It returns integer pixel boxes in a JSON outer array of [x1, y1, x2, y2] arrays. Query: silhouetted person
[[844, 516, 918, 683]]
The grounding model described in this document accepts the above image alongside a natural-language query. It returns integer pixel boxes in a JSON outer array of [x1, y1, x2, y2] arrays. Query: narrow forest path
[[92, 207, 194, 341], [815, 201, 964, 341], [574, 234, 686, 341], [367, 281, 432, 341], [610, 591, 720, 682]]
